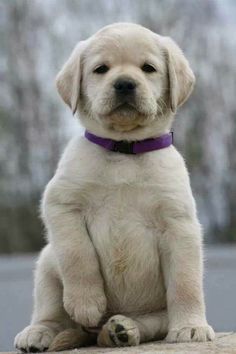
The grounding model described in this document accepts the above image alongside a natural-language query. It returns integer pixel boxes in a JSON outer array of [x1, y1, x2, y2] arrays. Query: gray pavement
[[0, 246, 236, 351]]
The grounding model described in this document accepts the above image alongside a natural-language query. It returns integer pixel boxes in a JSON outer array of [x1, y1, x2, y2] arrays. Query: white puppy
[[15, 23, 215, 352]]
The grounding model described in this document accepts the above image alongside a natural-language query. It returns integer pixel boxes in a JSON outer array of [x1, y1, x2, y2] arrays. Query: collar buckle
[[112, 141, 135, 154]]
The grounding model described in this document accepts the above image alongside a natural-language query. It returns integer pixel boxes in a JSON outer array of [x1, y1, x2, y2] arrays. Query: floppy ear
[[162, 37, 195, 113], [56, 41, 87, 114]]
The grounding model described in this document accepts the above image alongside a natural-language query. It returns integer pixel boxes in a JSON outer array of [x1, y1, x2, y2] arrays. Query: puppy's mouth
[[112, 102, 137, 114], [103, 101, 148, 132], [95, 95, 156, 132]]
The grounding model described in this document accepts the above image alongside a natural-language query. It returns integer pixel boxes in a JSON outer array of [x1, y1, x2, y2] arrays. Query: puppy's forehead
[[85, 26, 164, 66]]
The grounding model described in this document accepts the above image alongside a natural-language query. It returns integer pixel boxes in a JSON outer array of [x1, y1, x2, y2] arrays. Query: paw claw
[[166, 325, 215, 343]]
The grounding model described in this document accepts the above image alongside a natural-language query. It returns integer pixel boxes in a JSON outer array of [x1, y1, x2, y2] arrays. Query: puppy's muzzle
[[113, 78, 136, 96]]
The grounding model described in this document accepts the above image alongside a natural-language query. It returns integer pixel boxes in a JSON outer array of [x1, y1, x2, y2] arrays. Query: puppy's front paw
[[63, 287, 107, 327], [14, 324, 56, 352], [166, 325, 215, 343], [97, 315, 140, 347]]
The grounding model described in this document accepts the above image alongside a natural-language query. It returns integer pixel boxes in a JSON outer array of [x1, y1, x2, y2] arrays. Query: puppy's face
[[56, 23, 195, 138], [81, 26, 167, 132]]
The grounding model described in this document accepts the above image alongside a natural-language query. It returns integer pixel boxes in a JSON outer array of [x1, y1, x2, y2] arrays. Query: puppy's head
[[56, 23, 195, 139]]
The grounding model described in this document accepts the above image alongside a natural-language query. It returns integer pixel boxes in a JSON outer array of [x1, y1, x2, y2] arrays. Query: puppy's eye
[[141, 63, 157, 73], [93, 65, 109, 74]]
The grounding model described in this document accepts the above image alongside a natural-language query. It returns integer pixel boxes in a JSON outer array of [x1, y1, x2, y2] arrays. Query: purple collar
[[84, 130, 173, 154]]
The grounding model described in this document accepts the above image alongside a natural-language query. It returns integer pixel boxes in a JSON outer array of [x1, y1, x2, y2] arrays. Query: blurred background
[[0, 0, 236, 351]]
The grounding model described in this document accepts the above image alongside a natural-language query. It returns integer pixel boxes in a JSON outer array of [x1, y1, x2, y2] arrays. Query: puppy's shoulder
[[148, 145, 189, 178], [42, 136, 98, 206], [54, 135, 100, 175]]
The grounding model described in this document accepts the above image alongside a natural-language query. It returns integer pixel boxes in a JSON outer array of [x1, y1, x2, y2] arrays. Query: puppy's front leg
[[160, 216, 215, 342], [42, 182, 107, 328]]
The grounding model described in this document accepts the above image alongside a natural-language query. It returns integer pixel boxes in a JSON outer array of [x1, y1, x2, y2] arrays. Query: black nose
[[114, 79, 136, 94]]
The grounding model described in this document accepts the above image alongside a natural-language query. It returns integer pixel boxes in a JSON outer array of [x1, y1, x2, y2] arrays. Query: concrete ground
[[0, 245, 236, 351], [3, 333, 236, 354]]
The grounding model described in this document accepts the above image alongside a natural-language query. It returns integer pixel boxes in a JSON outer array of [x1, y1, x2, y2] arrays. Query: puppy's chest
[[82, 157, 164, 271], [83, 156, 162, 227]]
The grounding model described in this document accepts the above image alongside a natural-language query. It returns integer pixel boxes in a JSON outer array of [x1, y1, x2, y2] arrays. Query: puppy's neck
[[78, 111, 174, 142]]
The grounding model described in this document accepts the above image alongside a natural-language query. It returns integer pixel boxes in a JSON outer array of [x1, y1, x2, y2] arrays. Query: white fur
[[15, 23, 214, 352]]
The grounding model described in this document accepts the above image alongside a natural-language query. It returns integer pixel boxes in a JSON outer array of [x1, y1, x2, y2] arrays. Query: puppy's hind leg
[[133, 310, 168, 342], [14, 245, 75, 353], [97, 310, 168, 347]]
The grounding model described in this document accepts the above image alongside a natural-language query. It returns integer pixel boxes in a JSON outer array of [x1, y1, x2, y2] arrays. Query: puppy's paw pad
[[166, 325, 215, 343], [14, 325, 56, 352], [98, 314, 140, 347]]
